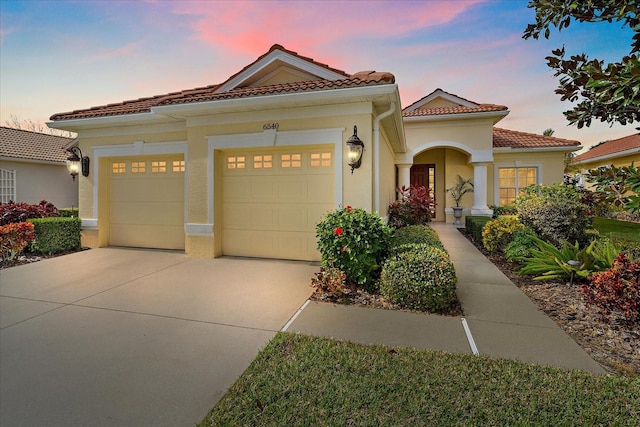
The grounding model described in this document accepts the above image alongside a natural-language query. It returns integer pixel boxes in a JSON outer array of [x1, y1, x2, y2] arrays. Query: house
[[0, 126, 78, 208], [48, 44, 580, 261], [572, 133, 640, 171]]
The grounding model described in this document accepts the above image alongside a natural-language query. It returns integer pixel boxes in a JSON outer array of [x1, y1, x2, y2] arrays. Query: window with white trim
[[0, 169, 16, 203], [498, 167, 537, 205]]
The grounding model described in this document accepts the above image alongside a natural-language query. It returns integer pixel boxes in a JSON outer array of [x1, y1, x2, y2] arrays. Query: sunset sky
[[0, 0, 635, 150]]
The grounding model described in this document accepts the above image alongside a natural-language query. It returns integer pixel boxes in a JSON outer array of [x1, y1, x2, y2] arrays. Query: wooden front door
[[410, 164, 436, 218]]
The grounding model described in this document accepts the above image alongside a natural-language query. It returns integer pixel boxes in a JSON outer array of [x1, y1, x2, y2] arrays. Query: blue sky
[[0, 0, 635, 149]]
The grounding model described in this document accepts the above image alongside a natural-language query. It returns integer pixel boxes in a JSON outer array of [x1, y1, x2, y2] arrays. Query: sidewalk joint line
[[461, 318, 479, 355], [281, 299, 310, 332]]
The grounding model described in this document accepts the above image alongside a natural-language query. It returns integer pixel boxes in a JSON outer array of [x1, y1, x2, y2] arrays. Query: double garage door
[[222, 145, 335, 261], [107, 146, 334, 261]]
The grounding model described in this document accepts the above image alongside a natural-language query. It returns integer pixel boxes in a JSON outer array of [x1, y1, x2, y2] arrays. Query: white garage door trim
[[207, 127, 344, 227]]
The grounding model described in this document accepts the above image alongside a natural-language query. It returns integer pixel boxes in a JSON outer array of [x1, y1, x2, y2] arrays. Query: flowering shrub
[[0, 200, 58, 226], [581, 253, 640, 326], [316, 206, 392, 291], [0, 221, 35, 264], [387, 185, 435, 229], [482, 216, 525, 253]]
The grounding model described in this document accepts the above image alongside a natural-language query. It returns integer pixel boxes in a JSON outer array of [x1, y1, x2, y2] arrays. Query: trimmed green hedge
[[389, 225, 444, 253], [29, 217, 81, 254], [465, 215, 492, 241], [58, 208, 79, 218]]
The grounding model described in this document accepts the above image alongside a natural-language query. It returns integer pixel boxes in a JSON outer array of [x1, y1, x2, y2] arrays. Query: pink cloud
[[169, 0, 488, 58]]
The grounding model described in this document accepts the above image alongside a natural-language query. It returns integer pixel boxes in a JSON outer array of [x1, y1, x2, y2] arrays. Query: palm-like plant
[[446, 175, 474, 207]]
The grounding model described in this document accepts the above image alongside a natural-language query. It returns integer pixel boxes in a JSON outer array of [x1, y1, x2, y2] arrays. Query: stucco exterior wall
[[404, 119, 494, 155], [378, 130, 397, 217], [0, 160, 78, 208], [576, 153, 639, 170]]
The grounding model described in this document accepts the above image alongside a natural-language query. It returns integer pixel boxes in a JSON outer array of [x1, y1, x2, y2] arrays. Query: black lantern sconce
[[66, 146, 90, 181], [346, 125, 364, 174]]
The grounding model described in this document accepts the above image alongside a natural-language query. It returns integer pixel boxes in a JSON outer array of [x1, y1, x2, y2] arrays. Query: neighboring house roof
[[493, 127, 581, 149], [0, 126, 73, 163], [572, 133, 640, 164], [50, 44, 394, 121]]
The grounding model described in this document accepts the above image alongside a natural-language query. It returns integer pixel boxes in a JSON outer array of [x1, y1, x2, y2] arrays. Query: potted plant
[[447, 175, 474, 225]]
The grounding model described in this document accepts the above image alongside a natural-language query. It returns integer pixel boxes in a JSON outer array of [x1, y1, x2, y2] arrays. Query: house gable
[[214, 44, 350, 93], [404, 88, 478, 112]]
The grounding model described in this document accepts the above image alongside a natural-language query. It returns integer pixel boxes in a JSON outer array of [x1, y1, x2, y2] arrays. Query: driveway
[[0, 248, 316, 426]]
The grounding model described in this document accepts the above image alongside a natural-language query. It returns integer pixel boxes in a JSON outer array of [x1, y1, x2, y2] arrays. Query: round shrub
[[380, 244, 457, 312], [390, 225, 444, 253], [482, 216, 524, 253], [316, 206, 392, 291]]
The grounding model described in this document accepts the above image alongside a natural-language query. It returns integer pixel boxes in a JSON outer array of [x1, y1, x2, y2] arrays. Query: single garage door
[[222, 145, 335, 261], [109, 155, 185, 250]]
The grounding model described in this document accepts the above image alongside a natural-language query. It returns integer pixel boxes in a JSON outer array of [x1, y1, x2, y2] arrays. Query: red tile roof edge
[[572, 133, 640, 162], [493, 127, 581, 148], [50, 73, 395, 121], [403, 103, 508, 117]]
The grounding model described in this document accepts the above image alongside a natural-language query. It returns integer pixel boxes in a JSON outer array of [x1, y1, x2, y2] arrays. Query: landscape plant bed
[[461, 229, 640, 376], [310, 284, 463, 317], [0, 249, 87, 270], [199, 332, 640, 426]]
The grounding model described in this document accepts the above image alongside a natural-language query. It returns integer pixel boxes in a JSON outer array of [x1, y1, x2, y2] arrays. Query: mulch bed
[[310, 233, 639, 376], [461, 230, 639, 376]]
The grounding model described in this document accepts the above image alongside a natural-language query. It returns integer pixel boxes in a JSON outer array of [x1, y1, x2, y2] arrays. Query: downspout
[[373, 101, 396, 214]]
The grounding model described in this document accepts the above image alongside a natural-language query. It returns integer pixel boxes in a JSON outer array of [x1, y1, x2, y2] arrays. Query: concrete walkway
[[287, 223, 605, 374]]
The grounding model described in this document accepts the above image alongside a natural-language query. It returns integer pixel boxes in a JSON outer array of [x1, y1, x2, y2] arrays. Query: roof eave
[[403, 109, 509, 124], [152, 84, 400, 117], [0, 156, 66, 165], [494, 145, 582, 153], [572, 147, 640, 165], [47, 112, 179, 132]]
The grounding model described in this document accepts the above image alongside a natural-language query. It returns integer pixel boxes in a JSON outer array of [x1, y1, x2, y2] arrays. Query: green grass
[[593, 217, 640, 241], [198, 333, 640, 426]]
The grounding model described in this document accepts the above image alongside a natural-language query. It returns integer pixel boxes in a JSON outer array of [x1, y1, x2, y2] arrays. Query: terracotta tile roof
[[49, 84, 221, 121], [404, 104, 508, 117], [573, 133, 640, 163], [402, 88, 507, 117], [493, 127, 580, 149], [50, 44, 393, 121], [160, 71, 394, 106], [0, 126, 73, 163]]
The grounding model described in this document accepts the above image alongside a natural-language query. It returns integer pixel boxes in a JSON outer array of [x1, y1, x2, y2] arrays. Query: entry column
[[397, 164, 412, 189], [471, 162, 493, 216]]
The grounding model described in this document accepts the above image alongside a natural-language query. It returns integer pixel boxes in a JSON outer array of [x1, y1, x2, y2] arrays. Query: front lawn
[[198, 333, 640, 426], [593, 217, 640, 241]]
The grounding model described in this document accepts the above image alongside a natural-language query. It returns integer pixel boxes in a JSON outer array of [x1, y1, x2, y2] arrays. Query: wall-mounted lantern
[[66, 146, 90, 181], [346, 125, 364, 174]]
